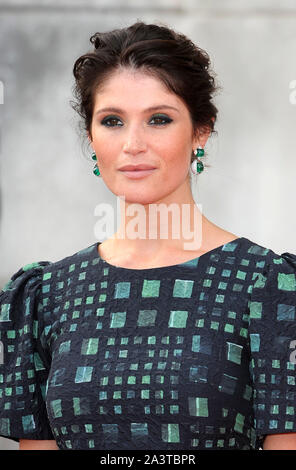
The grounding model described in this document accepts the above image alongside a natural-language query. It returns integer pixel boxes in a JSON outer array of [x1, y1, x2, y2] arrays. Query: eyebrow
[[95, 105, 180, 115]]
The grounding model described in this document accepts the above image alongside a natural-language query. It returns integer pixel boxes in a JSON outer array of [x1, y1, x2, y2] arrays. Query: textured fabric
[[0, 236, 295, 450]]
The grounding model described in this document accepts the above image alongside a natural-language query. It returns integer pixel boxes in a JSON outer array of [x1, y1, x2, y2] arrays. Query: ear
[[87, 131, 93, 144], [193, 129, 211, 150], [193, 126, 211, 150]]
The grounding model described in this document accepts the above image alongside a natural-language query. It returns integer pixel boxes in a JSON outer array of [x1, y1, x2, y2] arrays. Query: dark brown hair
[[71, 20, 220, 166]]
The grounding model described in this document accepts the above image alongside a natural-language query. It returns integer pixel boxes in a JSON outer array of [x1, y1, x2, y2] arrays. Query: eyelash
[[100, 115, 173, 128]]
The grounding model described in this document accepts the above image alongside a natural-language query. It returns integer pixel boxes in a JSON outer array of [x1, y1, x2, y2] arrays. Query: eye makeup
[[100, 114, 173, 127]]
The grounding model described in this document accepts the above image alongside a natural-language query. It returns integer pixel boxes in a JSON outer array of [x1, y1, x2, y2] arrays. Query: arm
[[19, 439, 59, 450], [263, 433, 296, 450]]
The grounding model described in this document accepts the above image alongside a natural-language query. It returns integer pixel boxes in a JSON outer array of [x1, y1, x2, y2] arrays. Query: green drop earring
[[191, 146, 205, 174], [91, 151, 100, 176]]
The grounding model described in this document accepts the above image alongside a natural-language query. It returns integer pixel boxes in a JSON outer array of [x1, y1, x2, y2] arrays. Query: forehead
[[93, 67, 184, 110], [98, 67, 167, 90]]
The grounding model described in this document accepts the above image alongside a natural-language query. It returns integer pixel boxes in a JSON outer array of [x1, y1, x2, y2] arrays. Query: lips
[[119, 164, 156, 171], [118, 166, 157, 180]]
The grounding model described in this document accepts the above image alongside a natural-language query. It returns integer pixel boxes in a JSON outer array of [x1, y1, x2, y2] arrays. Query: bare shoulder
[[219, 231, 240, 245], [19, 439, 59, 450], [204, 227, 240, 251]]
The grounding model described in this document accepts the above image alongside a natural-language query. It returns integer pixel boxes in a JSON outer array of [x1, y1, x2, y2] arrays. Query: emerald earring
[[91, 151, 100, 176], [191, 146, 204, 174]]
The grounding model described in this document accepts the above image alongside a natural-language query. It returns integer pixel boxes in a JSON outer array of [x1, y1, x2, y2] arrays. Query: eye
[[150, 114, 173, 126], [100, 114, 173, 128], [101, 116, 123, 127]]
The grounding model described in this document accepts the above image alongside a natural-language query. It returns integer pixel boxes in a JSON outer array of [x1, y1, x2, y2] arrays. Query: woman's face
[[89, 68, 205, 205]]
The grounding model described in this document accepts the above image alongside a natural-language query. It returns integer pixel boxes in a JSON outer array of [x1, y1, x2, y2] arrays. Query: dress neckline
[[93, 237, 247, 272]]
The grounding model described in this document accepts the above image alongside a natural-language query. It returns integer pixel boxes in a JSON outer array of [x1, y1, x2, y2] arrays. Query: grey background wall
[[0, 0, 295, 450]]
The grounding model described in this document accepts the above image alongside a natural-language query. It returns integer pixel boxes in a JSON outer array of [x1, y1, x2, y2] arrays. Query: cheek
[[94, 144, 116, 171], [163, 140, 191, 175]]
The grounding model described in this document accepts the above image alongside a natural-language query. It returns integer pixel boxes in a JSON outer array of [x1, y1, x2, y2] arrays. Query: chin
[[108, 182, 159, 204], [119, 192, 158, 205]]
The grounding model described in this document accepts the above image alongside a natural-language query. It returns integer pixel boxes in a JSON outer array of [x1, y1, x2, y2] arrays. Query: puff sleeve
[[0, 261, 54, 442], [248, 251, 296, 446]]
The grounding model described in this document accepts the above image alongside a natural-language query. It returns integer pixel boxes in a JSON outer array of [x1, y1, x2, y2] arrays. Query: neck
[[110, 180, 207, 255]]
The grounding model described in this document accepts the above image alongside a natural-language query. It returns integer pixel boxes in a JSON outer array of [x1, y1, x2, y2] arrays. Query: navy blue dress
[[0, 236, 296, 450]]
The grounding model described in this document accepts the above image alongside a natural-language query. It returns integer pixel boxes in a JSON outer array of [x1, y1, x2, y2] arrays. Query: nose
[[122, 124, 147, 155]]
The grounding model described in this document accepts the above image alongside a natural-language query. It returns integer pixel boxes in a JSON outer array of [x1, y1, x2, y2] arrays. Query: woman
[[0, 21, 296, 451]]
